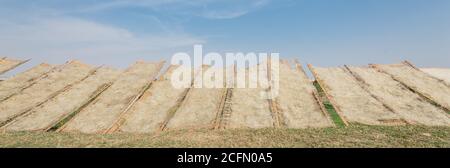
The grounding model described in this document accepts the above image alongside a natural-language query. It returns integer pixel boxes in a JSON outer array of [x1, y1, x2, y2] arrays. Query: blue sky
[[0, 0, 449, 71]]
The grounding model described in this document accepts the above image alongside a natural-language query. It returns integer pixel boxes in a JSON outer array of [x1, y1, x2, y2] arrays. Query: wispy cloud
[[43, 0, 271, 19], [0, 1, 209, 65], [0, 17, 204, 64], [0, 0, 270, 67]]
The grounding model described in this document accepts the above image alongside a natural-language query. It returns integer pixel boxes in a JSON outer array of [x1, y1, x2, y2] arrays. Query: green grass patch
[[313, 81, 346, 127]]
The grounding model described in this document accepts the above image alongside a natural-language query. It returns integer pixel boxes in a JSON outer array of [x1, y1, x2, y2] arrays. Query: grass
[[0, 124, 448, 148], [313, 81, 346, 127]]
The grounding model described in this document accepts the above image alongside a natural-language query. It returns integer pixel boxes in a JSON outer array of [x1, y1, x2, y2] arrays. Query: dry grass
[[421, 68, 450, 84], [346, 66, 450, 126], [227, 67, 274, 128], [1, 125, 448, 148], [376, 64, 450, 112], [0, 58, 26, 74], [311, 66, 401, 125], [167, 67, 224, 129], [0, 63, 53, 101], [119, 66, 188, 133], [278, 62, 333, 128], [3, 67, 121, 132], [0, 61, 94, 126], [60, 61, 163, 133]]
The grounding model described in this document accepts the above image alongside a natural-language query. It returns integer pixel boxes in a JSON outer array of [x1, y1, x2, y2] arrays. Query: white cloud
[[201, 10, 249, 19], [0, 17, 204, 64], [0, 0, 271, 68], [58, 0, 271, 19]]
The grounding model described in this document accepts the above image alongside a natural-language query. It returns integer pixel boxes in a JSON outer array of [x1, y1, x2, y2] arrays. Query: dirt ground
[[0, 63, 54, 101], [376, 64, 450, 112], [118, 66, 189, 133], [347, 66, 450, 126], [60, 61, 163, 134], [3, 67, 122, 132], [0, 61, 94, 126], [278, 62, 333, 128], [310, 66, 402, 125]]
